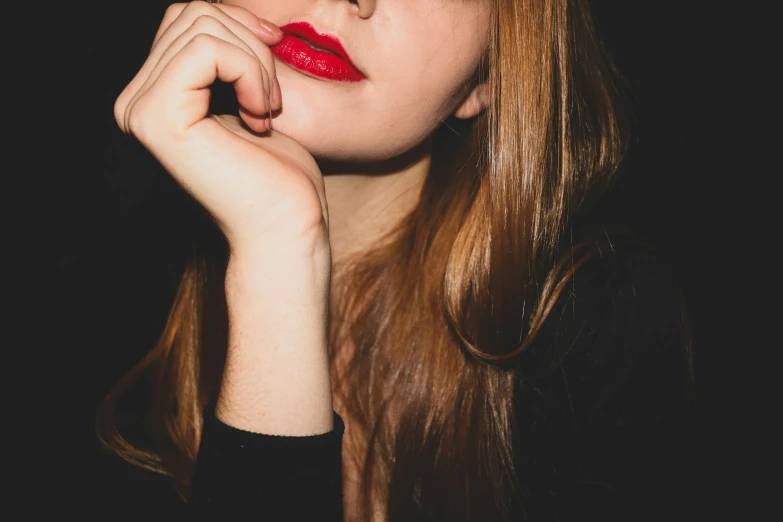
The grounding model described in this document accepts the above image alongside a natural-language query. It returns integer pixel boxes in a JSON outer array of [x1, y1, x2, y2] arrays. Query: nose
[[348, 0, 377, 19]]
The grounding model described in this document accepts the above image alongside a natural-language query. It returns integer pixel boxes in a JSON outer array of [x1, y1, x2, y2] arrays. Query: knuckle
[[189, 32, 218, 54], [113, 96, 127, 132], [182, 0, 213, 18], [163, 3, 187, 21], [126, 98, 154, 142], [192, 14, 217, 31]]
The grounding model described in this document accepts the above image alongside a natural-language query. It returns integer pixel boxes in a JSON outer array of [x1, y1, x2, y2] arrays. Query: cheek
[[271, 63, 448, 161], [257, 3, 488, 162], [270, 36, 482, 162]]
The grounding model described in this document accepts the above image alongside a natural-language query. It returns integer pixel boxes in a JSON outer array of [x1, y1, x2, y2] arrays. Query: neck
[[319, 139, 432, 268]]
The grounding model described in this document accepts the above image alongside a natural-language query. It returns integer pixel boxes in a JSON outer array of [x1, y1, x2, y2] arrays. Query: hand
[[115, 2, 335, 435], [114, 1, 330, 261]]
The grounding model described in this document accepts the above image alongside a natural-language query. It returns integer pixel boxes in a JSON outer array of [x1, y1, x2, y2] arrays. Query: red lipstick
[[271, 22, 365, 83]]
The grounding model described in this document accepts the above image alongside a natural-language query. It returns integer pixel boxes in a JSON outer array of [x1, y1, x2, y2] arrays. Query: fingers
[[116, 1, 282, 132], [126, 33, 273, 142], [132, 16, 271, 114], [154, 2, 282, 49], [149, 2, 281, 84]]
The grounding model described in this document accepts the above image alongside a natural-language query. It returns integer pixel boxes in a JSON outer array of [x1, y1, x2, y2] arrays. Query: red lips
[[271, 22, 365, 83]]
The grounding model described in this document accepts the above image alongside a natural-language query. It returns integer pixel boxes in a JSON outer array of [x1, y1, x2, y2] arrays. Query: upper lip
[[279, 22, 362, 73]]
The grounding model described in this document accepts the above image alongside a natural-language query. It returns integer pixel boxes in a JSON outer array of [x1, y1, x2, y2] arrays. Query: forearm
[[189, 240, 344, 518], [216, 242, 334, 436]]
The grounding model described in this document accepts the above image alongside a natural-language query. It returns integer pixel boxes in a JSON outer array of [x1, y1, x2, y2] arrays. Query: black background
[[25, 0, 764, 514]]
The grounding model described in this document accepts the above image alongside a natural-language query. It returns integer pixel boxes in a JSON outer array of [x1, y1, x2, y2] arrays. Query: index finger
[[153, 2, 282, 50]]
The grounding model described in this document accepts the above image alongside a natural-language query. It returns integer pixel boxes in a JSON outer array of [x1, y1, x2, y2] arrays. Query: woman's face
[[226, 0, 490, 162]]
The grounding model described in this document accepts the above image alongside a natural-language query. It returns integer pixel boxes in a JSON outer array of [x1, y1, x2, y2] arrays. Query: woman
[[96, 0, 695, 520]]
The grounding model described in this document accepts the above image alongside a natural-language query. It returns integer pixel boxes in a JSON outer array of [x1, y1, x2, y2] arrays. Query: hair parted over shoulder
[[97, 0, 628, 520]]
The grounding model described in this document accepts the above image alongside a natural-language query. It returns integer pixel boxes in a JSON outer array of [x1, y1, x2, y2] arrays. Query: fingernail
[[261, 72, 271, 103], [267, 88, 274, 131], [271, 77, 282, 108], [256, 18, 283, 38]]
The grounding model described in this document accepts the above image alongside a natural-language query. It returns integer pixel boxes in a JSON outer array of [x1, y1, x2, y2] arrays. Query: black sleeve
[[513, 247, 702, 521], [188, 404, 346, 521]]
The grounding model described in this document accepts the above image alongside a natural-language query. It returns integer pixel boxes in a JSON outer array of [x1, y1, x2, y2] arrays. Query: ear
[[452, 82, 490, 120]]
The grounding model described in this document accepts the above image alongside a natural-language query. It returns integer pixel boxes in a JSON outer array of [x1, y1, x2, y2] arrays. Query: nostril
[[350, 0, 376, 19]]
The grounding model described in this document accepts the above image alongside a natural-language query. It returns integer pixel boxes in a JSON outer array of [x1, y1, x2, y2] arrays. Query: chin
[[270, 68, 348, 160], [272, 63, 433, 164]]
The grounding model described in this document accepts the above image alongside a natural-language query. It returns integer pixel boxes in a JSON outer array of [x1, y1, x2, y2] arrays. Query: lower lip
[[271, 35, 365, 83]]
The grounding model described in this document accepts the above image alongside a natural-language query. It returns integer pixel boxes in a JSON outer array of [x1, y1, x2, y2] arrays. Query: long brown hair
[[97, 0, 627, 520]]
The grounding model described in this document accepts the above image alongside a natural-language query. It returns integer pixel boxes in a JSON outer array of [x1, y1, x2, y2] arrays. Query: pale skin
[[114, 0, 490, 443]]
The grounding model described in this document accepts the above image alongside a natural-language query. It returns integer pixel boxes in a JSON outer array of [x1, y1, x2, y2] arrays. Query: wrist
[[227, 220, 331, 270], [226, 234, 331, 303]]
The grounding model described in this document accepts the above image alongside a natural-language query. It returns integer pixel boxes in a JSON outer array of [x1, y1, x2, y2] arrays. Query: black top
[[79, 242, 699, 521]]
